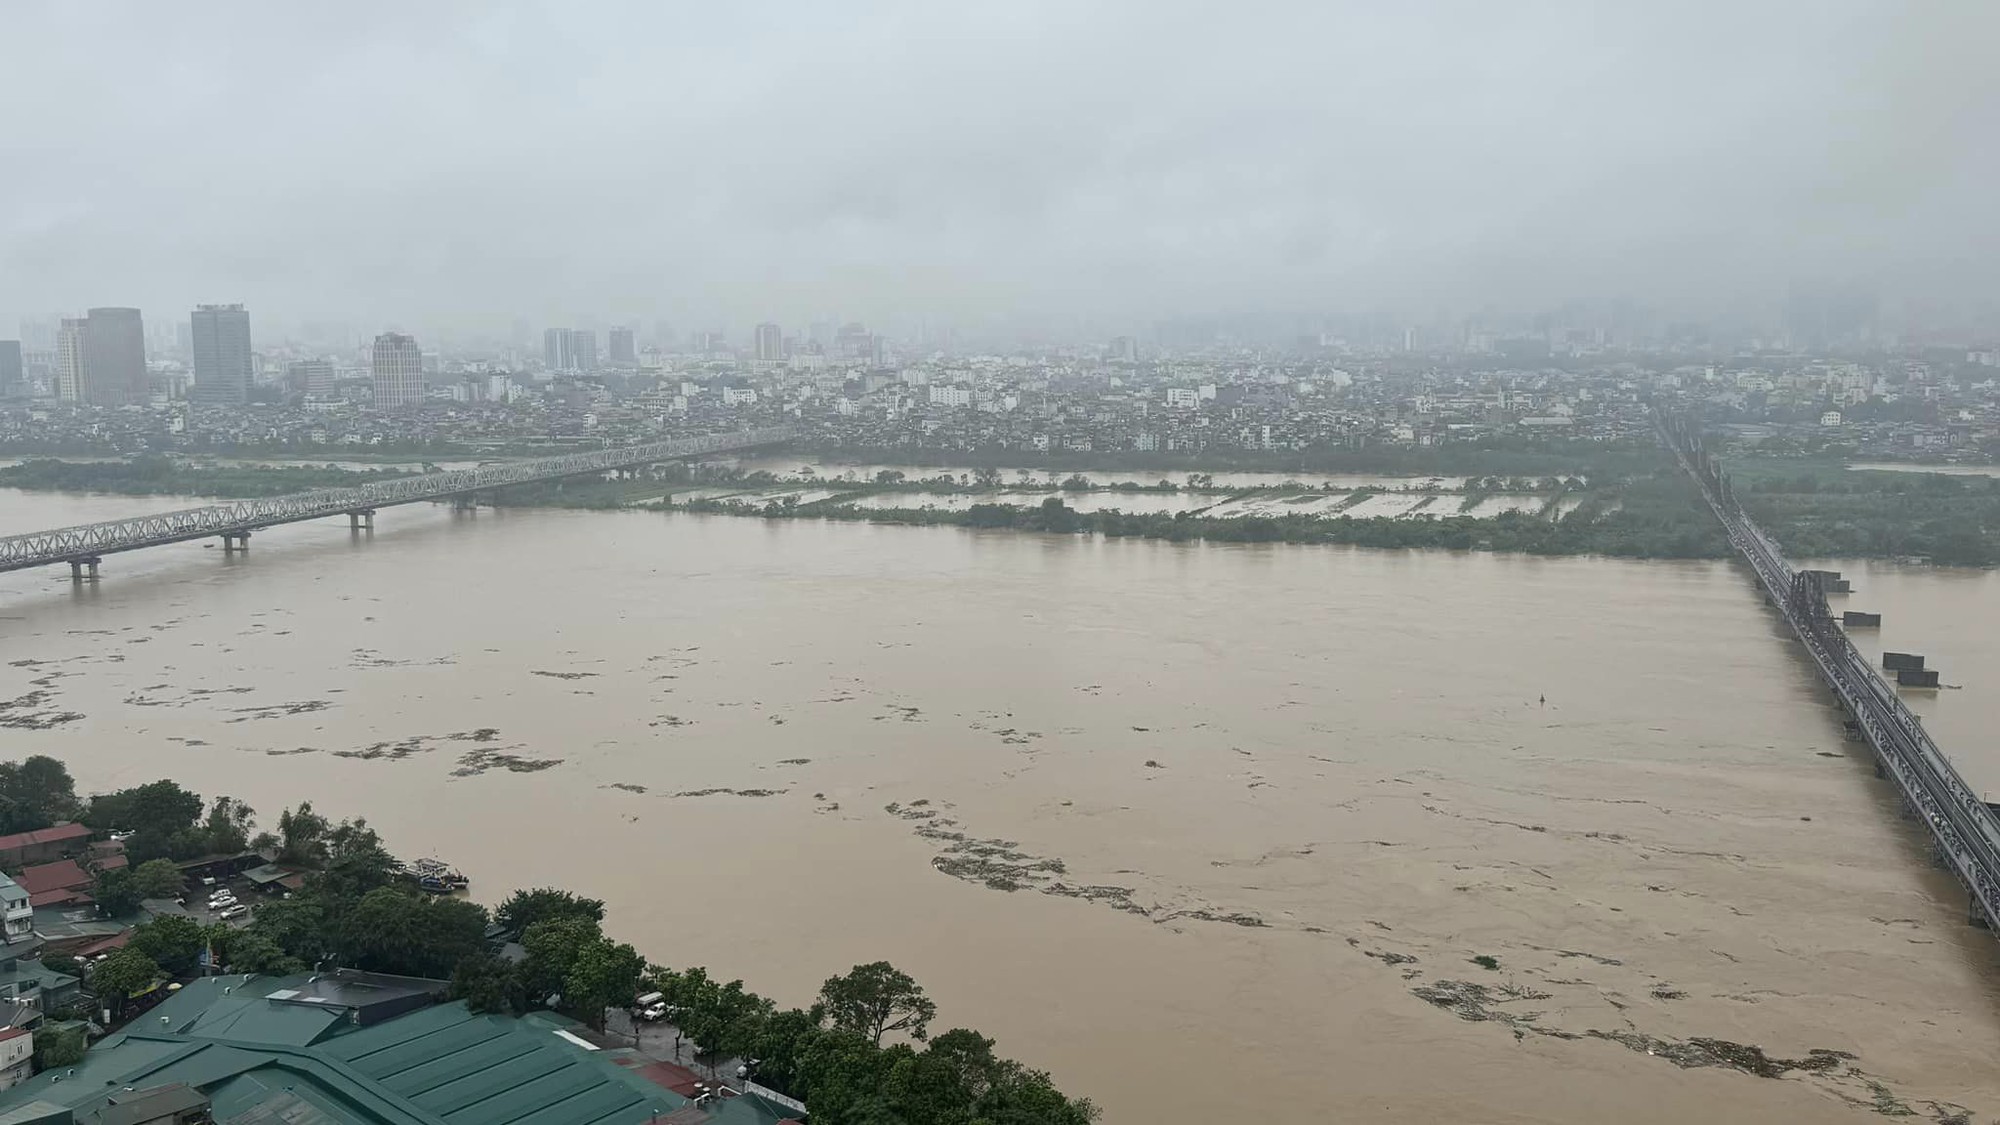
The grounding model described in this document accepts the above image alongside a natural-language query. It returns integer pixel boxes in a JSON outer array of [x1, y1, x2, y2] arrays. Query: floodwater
[[4, 489, 2000, 1124], [729, 455, 1471, 491], [1847, 462, 2000, 479]]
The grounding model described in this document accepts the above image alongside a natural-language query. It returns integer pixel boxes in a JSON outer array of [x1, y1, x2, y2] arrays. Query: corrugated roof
[[322, 1004, 676, 1125], [0, 824, 91, 852], [18, 861, 89, 897]]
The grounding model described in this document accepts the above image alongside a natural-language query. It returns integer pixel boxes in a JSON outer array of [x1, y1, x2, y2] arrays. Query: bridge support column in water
[[221, 531, 251, 553], [67, 557, 99, 581], [346, 509, 375, 531]]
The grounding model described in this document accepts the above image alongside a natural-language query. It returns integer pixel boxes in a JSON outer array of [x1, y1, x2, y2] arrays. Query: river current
[[2, 489, 1997, 1123]]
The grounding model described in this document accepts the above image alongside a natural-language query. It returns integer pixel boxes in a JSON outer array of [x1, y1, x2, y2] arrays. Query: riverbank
[[6, 449, 1996, 565]]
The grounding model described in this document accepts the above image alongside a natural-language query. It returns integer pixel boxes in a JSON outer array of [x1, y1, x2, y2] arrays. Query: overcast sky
[[3, 1, 1995, 339]]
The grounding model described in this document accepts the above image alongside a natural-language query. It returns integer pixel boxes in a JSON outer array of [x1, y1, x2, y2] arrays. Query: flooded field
[[729, 455, 1471, 491], [3, 488, 1999, 1123]]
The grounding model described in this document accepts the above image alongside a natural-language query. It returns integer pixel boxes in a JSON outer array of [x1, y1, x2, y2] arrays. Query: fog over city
[[3, 0, 1997, 336]]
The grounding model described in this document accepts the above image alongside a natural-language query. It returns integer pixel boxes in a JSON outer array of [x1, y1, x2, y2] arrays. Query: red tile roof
[[0, 824, 91, 852], [28, 888, 92, 908], [0, 1028, 28, 1043], [19, 859, 91, 896]]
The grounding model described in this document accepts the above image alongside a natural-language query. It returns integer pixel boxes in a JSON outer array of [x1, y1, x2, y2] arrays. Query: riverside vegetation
[[5, 440, 1997, 564], [0, 755, 1097, 1125]]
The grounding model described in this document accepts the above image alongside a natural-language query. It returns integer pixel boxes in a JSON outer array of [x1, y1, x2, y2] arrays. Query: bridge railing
[[1658, 410, 2000, 926], [0, 425, 794, 571]]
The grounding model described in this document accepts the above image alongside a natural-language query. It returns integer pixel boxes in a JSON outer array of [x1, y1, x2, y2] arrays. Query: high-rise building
[[753, 322, 784, 362], [608, 326, 636, 365], [288, 359, 335, 400], [190, 304, 254, 405], [543, 327, 572, 371], [83, 307, 147, 405], [56, 319, 88, 402], [370, 333, 423, 408], [570, 329, 597, 372], [0, 341, 21, 397]]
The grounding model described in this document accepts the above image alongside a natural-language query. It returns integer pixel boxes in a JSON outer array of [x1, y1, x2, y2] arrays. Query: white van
[[633, 991, 668, 1021]]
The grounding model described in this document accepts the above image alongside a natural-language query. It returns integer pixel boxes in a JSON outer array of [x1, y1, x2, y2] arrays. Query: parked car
[[218, 905, 248, 920], [209, 895, 237, 909]]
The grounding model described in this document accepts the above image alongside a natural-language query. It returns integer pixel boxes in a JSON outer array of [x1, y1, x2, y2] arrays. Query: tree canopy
[[494, 887, 605, 937], [0, 755, 80, 835], [820, 961, 938, 1044]]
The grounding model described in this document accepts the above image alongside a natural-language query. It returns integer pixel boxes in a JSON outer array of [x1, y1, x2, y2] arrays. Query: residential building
[[571, 329, 598, 372], [721, 386, 758, 406], [0, 342, 21, 397], [288, 358, 335, 400], [0, 877, 27, 946], [55, 319, 87, 402], [753, 322, 783, 362], [928, 384, 972, 408], [0, 1027, 29, 1091], [608, 326, 636, 365], [82, 307, 148, 406], [1165, 387, 1201, 408], [369, 333, 423, 409], [543, 327, 572, 372], [188, 303, 253, 405]]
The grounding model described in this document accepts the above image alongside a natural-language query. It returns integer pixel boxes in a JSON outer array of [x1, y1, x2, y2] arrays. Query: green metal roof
[[321, 1003, 676, 1125], [0, 977, 687, 1125]]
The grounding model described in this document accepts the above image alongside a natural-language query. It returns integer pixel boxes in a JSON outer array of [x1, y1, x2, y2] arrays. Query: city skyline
[[2, 2, 1995, 334]]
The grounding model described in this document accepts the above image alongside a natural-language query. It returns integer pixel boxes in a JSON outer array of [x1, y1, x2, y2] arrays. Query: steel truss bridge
[[0, 425, 794, 576], [1660, 412, 2000, 929]]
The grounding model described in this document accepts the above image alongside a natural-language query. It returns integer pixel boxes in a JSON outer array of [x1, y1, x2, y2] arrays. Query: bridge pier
[[220, 532, 251, 553], [346, 509, 375, 531], [68, 557, 99, 581], [1973, 895, 1992, 929]]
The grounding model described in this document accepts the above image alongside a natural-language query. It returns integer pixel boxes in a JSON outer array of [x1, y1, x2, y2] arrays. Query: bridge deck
[[0, 425, 793, 573], [1660, 414, 2000, 929]]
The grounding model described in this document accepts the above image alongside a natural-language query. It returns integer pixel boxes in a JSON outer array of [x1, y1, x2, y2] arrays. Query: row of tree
[[3, 761, 1097, 1124]]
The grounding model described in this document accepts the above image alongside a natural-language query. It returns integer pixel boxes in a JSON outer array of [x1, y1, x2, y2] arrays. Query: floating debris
[[672, 787, 786, 798], [453, 748, 562, 777], [529, 670, 599, 680]]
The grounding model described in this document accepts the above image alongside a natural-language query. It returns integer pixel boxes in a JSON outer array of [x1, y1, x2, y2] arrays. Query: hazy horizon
[[4, 1, 1997, 338]]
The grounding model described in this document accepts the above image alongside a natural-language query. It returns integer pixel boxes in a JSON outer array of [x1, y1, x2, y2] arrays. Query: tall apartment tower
[[56, 318, 89, 402], [543, 327, 572, 371], [83, 307, 147, 405], [0, 341, 22, 397], [753, 323, 783, 362], [569, 329, 597, 372], [370, 333, 423, 408], [608, 326, 636, 365], [189, 304, 254, 405]]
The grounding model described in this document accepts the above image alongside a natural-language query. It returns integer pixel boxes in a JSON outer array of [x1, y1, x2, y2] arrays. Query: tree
[[562, 937, 645, 1030], [131, 858, 186, 901], [819, 962, 938, 1045], [89, 947, 161, 1001], [91, 868, 143, 916], [240, 894, 330, 969], [214, 927, 302, 976], [449, 953, 527, 1016], [494, 887, 605, 938], [0, 755, 80, 834], [340, 888, 488, 978], [32, 1025, 86, 1070], [521, 917, 644, 1029], [275, 802, 331, 866], [85, 780, 204, 862], [130, 913, 206, 975], [199, 796, 256, 854], [311, 817, 398, 903]]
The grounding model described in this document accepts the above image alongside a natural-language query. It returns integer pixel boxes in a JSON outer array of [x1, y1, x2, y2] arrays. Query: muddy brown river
[[3, 489, 1998, 1123]]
